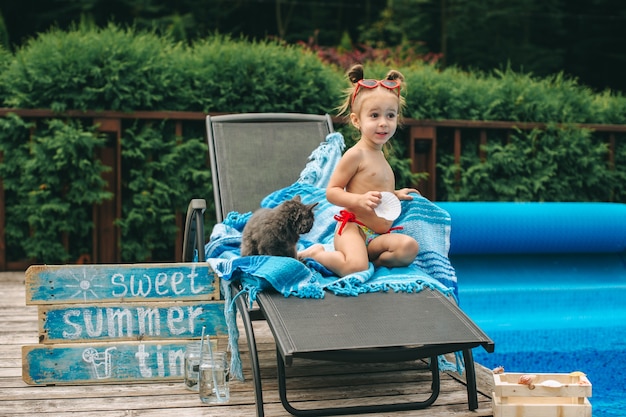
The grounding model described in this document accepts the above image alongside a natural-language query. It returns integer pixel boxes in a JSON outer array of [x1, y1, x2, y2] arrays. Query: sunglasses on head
[[351, 79, 401, 105]]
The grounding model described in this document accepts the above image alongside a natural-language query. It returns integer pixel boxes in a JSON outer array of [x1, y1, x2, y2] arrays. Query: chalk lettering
[[62, 310, 82, 339], [157, 345, 165, 377], [108, 270, 208, 299], [84, 308, 103, 337], [171, 272, 184, 295], [167, 306, 185, 335], [133, 344, 184, 379], [188, 306, 203, 330], [26, 264, 217, 304], [137, 307, 161, 336], [135, 344, 152, 377], [108, 307, 133, 338], [50, 304, 213, 341], [155, 272, 168, 296], [111, 273, 127, 297], [168, 348, 184, 376], [131, 274, 152, 297], [188, 267, 204, 295]]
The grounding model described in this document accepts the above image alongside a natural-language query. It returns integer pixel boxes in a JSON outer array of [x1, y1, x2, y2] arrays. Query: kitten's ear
[[308, 202, 319, 210], [293, 195, 302, 202]]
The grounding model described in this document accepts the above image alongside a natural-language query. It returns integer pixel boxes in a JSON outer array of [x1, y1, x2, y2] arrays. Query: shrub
[[1, 23, 187, 111], [180, 36, 343, 113], [438, 125, 616, 202], [117, 120, 211, 261], [1, 24, 625, 265], [402, 64, 626, 125], [0, 114, 111, 262], [0, 27, 346, 264]]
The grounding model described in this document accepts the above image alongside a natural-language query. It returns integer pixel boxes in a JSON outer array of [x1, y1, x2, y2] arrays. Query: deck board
[[1, 270, 494, 416]]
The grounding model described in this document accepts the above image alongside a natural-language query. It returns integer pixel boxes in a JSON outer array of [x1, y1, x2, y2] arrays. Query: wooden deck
[[1, 270, 494, 416]]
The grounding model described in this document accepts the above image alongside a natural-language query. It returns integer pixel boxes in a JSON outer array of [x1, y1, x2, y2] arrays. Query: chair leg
[[234, 291, 265, 417], [462, 348, 479, 410], [429, 355, 441, 400], [276, 353, 440, 417]]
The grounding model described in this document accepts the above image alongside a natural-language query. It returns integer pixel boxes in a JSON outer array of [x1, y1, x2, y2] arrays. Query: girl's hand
[[359, 191, 382, 211], [395, 188, 420, 200]]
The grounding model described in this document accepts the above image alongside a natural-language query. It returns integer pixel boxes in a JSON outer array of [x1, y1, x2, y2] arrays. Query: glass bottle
[[183, 342, 202, 391], [199, 351, 230, 404]]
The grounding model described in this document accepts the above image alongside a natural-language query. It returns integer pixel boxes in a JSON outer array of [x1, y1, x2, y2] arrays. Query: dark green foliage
[[404, 63, 626, 203], [117, 121, 211, 261], [180, 36, 342, 113], [1, 23, 188, 112], [0, 114, 111, 262], [0, 26, 346, 263], [403, 65, 626, 124], [0, 24, 625, 264], [0, 44, 10, 101], [387, 140, 427, 191], [4, 0, 626, 94], [612, 138, 626, 202], [438, 126, 616, 202]]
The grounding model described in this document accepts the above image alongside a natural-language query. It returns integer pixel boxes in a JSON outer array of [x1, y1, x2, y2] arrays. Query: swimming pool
[[456, 254, 626, 417]]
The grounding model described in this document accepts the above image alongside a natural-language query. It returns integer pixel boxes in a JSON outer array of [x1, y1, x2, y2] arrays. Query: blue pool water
[[456, 254, 626, 417]]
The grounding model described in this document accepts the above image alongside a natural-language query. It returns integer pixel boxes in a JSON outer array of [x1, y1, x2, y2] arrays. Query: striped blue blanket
[[205, 132, 461, 379]]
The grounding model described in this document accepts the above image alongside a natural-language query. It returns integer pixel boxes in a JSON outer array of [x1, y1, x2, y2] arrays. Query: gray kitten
[[240, 195, 318, 258]]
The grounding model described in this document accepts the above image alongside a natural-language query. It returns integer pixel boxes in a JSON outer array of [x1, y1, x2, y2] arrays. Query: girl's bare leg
[[367, 234, 419, 268], [298, 223, 370, 277]]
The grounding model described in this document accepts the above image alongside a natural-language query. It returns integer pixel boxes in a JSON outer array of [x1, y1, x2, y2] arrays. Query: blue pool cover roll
[[437, 202, 626, 255]]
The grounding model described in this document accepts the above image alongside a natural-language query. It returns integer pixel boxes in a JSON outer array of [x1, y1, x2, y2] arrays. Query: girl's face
[[350, 89, 399, 148]]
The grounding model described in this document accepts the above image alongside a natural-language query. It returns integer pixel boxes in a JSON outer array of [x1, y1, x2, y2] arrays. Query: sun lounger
[[183, 112, 494, 416]]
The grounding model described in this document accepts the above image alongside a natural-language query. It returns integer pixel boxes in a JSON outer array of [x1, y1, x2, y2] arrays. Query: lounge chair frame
[[183, 112, 494, 416]]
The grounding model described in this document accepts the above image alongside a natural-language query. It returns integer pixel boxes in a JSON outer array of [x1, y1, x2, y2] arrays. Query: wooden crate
[[492, 372, 592, 417]]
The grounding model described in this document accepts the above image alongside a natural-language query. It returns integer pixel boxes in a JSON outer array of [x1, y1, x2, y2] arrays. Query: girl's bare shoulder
[[343, 145, 365, 157]]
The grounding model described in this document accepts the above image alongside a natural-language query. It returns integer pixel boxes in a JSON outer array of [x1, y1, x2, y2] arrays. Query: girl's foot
[[297, 244, 325, 260]]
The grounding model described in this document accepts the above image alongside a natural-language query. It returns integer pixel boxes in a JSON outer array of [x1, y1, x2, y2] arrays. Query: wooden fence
[[1, 108, 624, 271], [406, 118, 625, 201]]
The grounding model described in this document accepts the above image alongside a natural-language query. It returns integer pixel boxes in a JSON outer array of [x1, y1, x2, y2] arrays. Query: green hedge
[[362, 63, 625, 202], [0, 24, 625, 264], [2, 24, 183, 111], [180, 36, 344, 114], [437, 125, 622, 202], [0, 114, 111, 263], [403, 65, 626, 124], [0, 25, 342, 263]]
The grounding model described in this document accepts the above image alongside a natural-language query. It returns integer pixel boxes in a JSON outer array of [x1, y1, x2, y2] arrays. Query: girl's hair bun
[[385, 69, 404, 83], [347, 64, 364, 84]]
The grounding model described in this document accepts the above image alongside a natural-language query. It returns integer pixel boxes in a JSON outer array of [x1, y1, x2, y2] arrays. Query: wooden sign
[[23, 262, 228, 385], [25, 263, 219, 305], [39, 301, 227, 343], [23, 340, 225, 385]]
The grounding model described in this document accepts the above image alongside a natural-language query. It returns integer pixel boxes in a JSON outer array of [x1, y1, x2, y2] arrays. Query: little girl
[[298, 64, 420, 276]]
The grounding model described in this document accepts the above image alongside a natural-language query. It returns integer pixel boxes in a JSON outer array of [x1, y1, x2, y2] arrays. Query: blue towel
[[205, 132, 461, 380]]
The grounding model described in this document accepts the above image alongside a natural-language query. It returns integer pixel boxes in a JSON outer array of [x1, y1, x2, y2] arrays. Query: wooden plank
[[22, 339, 227, 385], [38, 301, 227, 343], [0, 330, 39, 345], [25, 263, 219, 305], [4, 268, 495, 416], [3, 380, 493, 416]]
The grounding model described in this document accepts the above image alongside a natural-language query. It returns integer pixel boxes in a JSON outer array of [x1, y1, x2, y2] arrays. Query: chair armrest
[[182, 198, 207, 262]]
